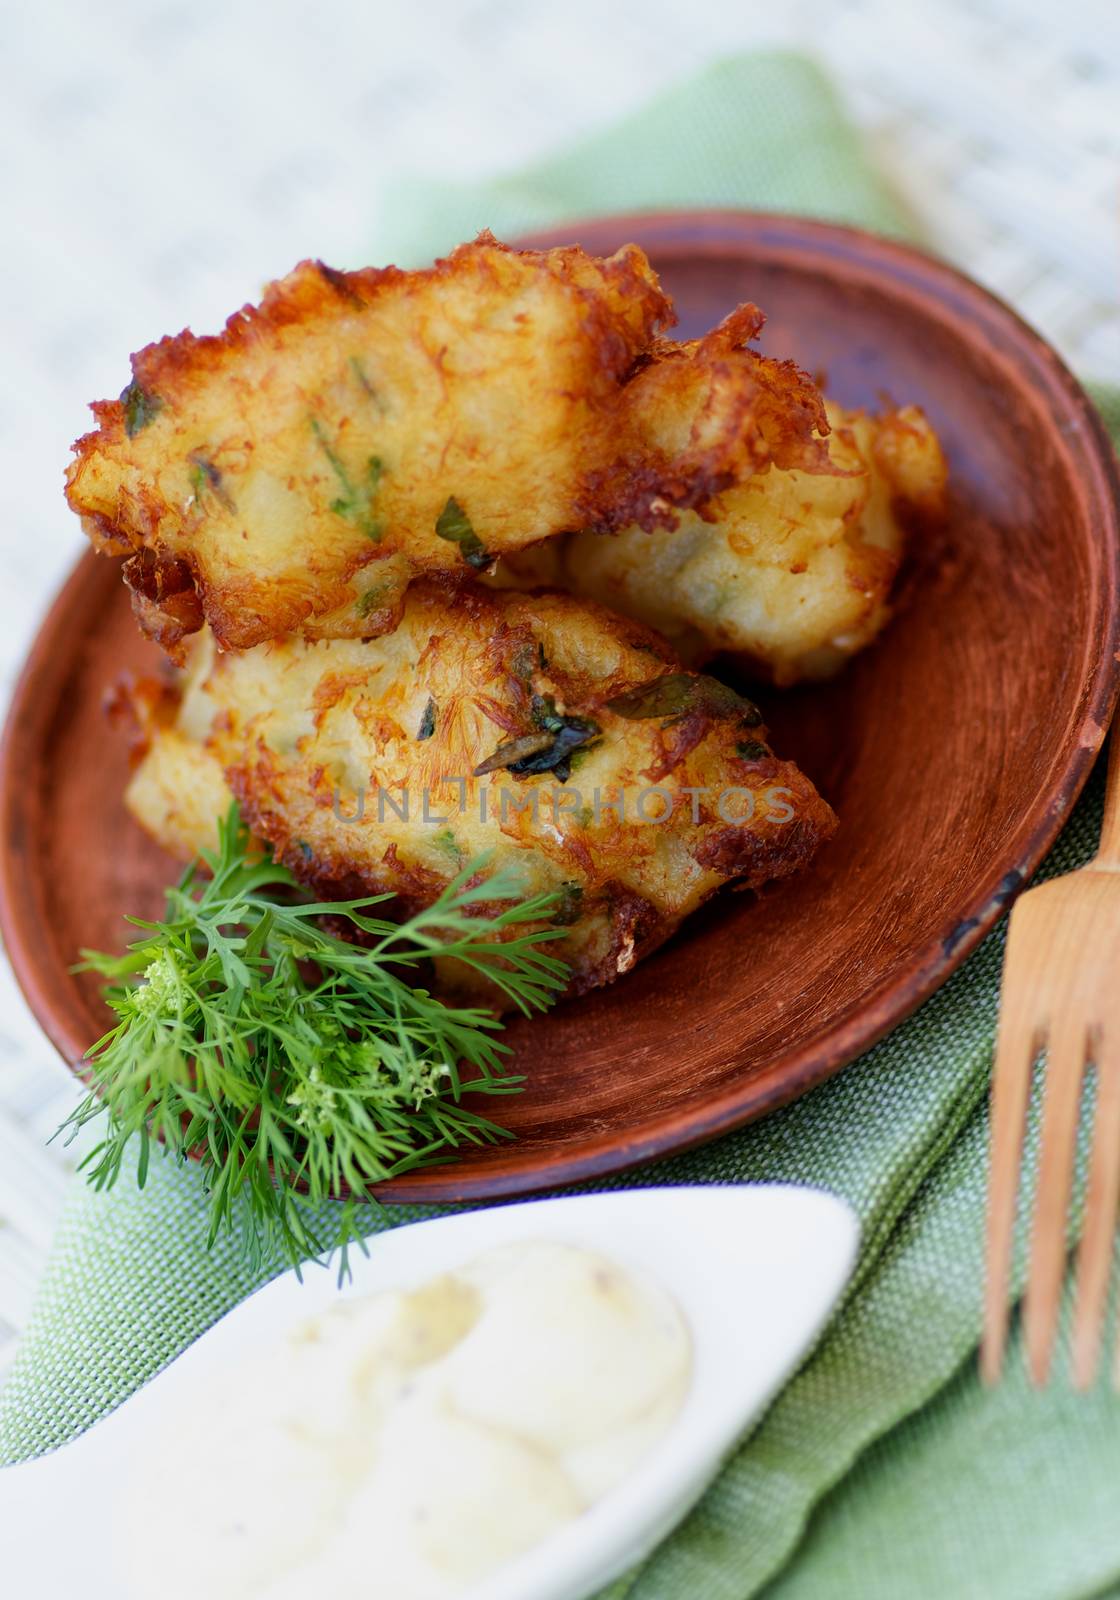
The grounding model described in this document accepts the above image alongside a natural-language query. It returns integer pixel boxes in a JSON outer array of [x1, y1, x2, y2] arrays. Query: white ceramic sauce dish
[[1, 1184, 858, 1600]]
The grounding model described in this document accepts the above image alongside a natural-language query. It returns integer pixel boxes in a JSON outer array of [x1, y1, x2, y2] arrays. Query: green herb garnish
[[56, 806, 568, 1274], [606, 672, 763, 727], [121, 382, 162, 437], [473, 732, 555, 775], [736, 739, 770, 761], [310, 417, 384, 540], [549, 882, 584, 927], [187, 451, 235, 513], [435, 496, 490, 570], [474, 694, 601, 782], [432, 828, 462, 862], [417, 697, 437, 740]]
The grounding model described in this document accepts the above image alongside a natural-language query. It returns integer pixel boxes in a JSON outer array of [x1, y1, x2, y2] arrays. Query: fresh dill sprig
[[56, 805, 568, 1274]]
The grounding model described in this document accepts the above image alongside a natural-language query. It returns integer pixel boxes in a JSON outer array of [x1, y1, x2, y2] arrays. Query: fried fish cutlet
[[577, 303, 836, 532], [497, 400, 947, 685], [65, 239, 838, 657], [66, 234, 671, 653], [121, 583, 836, 1006]]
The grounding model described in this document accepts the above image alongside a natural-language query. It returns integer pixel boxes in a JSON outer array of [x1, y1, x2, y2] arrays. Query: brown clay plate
[[3, 211, 1119, 1202]]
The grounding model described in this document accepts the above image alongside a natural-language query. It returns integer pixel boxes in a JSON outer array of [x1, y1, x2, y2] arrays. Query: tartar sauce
[[124, 1239, 691, 1599]]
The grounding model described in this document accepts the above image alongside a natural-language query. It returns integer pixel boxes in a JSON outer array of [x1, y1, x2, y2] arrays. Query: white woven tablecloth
[[0, 0, 1117, 1363]]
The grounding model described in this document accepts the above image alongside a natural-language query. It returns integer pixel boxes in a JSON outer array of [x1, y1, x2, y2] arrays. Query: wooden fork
[[982, 733, 1120, 1388]]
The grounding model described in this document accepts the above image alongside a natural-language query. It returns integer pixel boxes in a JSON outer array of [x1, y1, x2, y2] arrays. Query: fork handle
[[1096, 730, 1120, 867]]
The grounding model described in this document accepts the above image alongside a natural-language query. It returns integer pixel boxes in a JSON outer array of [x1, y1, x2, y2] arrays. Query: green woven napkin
[[4, 51, 1120, 1600], [365, 52, 915, 262]]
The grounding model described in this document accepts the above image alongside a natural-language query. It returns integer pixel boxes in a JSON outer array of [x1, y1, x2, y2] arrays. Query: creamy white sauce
[[124, 1240, 691, 1599]]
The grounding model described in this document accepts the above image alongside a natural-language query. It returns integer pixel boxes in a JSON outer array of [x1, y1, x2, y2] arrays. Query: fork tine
[[1072, 1035, 1120, 1388], [1024, 1019, 1089, 1386], [981, 1004, 1040, 1385]]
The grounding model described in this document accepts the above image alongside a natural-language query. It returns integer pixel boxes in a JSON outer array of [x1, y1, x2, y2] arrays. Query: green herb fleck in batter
[[435, 496, 490, 570], [121, 382, 162, 438], [310, 416, 384, 540]]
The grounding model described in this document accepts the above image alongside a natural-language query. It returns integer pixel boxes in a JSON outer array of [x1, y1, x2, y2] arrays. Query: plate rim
[[2, 208, 1118, 1202]]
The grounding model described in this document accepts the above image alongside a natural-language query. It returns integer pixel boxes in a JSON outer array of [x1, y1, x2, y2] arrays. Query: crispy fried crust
[[121, 583, 836, 1005], [577, 305, 835, 534], [517, 401, 948, 685], [66, 237, 837, 656]]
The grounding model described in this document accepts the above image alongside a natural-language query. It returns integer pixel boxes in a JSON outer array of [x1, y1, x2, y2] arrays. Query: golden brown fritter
[[121, 582, 836, 1004], [66, 239, 838, 656], [67, 235, 670, 653], [577, 304, 835, 534], [495, 401, 947, 685]]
